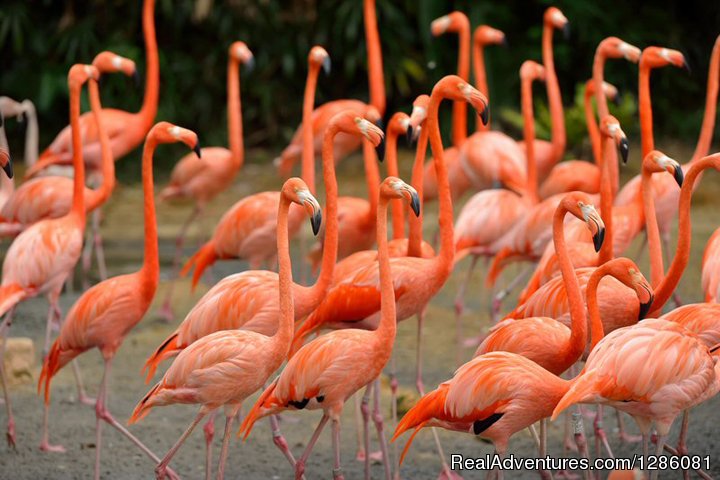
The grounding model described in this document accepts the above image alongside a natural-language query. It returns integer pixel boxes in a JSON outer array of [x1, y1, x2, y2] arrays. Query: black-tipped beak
[[683, 60, 691, 74], [3, 159, 13, 179], [562, 24, 570, 40], [409, 191, 421, 217], [638, 296, 653, 320], [479, 103, 489, 126], [613, 91, 622, 106], [193, 143, 202, 159], [406, 126, 414, 146], [673, 167, 684, 187], [375, 137, 385, 163], [500, 37, 509, 48], [97, 74, 103, 89], [244, 57, 256, 73], [618, 137, 629, 164], [132, 70, 141, 88], [593, 227, 605, 253], [310, 210, 322, 236], [322, 57, 331, 75]]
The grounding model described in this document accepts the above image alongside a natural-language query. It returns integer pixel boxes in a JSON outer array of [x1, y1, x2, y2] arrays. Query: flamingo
[[177, 47, 335, 304], [38, 123, 198, 479], [275, 0, 384, 176], [701, 228, 720, 302], [0, 113, 15, 206], [0, 53, 136, 239], [240, 176, 420, 480], [0, 64, 98, 450], [130, 177, 320, 480], [0, 96, 37, 167], [156, 41, 254, 321]]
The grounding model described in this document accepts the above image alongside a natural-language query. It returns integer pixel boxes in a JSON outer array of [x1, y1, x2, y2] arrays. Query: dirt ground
[[1, 145, 719, 479]]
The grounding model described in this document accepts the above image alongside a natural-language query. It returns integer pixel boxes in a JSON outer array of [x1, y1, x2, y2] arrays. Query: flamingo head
[[564, 193, 605, 253], [92, 52, 138, 86], [600, 115, 629, 164], [382, 177, 420, 217], [433, 77, 489, 125], [520, 60, 546, 83], [149, 122, 201, 159], [408, 94, 430, 141], [230, 41, 255, 72], [604, 258, 654, 320], [598, 37, 641, 64], [430, 12, 468, 37], [643, 151, 683, 187], [309, 46, 331, 75], [544, 7, 569, 39], [282, 177, 322, 236], [69, 64, 100, 89], [388, 112, 412, 148], [585, 80, 620, 105], [641, 47, 688, 72], [474, 25, 506, 47]]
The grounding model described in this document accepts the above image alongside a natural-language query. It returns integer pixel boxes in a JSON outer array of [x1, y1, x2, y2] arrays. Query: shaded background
[[1, 0, 719, 177]]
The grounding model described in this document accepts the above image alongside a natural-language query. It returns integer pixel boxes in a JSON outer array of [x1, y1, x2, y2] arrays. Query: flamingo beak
[[409, 190, 420, 217], [193, 142, 202, 159], [593, 227, 605, 253], [373, 118, 385, 162], [638, 295, 653, 320], [673, 166, 684, 187], [500, 37, 509, 48], [406, 125, 414, 146], [244, 56, 256, 73], [322, 57, 331, 75], [479, 102, 489, 126], [562, 24, 570, 40], [612, 90, 622, 106], [618, 137, 629, 164], [310, 209, 322, 236], [133, 70, 141, 88], [2, 157, 13, 179]]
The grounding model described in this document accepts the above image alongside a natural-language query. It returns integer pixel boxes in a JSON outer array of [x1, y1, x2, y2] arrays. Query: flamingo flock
[[0, 1, 719, 479]]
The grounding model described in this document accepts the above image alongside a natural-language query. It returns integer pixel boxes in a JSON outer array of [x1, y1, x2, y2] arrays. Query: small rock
[[3, 337, 35, 386]]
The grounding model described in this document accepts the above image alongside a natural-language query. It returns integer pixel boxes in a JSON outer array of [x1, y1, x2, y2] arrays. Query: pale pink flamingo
[[39, 123, 198, 480], [156, 41, 254, 321], [0, 64, 99, 449], [0, 96, 37, 168], [240, 176, 420, 480], [130, 177, 320, 480]]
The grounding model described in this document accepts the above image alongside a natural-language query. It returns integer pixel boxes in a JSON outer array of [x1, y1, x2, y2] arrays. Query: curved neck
[[593, 53, 609, 119], [227, 57, 244, 172], [364, 0, 385, 115], [407, 127, 428, 257], [427, 92, 455, 272], [86, 79, 115, 212], [692, 37, 720, 162], [521, 79, 539, 203], [642, 168, 664, 287], [584, 87, 602, 165], [649, 157, 718, 314], [308, 125, 340, 301], [473, 43, 490, 132], [587, 266, 608, 351], [363, 139, 380, 219], [70, 81, 86, 220], [553, 204, 587, 366], [451, 25, 471, 145], [598, 135, 615, 263], [639, 63, 654, 158], [301, 64, 321, 194], [385, 128, 405, 239], [139, 138, 159, 295], [0, 120, 13, 195], [24, 104, 38, 166], [543, 23, 565, 163], [375, 193, 396, 342], [275, 192, 295, 346], [138, 0, 159, 128]]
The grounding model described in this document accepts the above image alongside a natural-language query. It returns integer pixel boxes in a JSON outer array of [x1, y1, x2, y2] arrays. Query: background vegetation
[[1, 0, 718, 176]]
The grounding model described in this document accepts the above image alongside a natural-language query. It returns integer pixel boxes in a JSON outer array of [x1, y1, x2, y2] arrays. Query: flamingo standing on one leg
[[156, 41, 254, 321], [0, 64, 98, 450], [38, 123, 199, 479], [275, 0, 384, 176], [240, 176, 421, 480], [131, 177, 321, 480]]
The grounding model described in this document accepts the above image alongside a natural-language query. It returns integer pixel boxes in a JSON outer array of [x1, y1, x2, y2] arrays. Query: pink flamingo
[[39, 123, 199, 479], [240, 176, 420, 480], [0, 64, 98, 449], [130, 177, 320, 480], [0, 96, 37, 169], [156, 41, 254, 321]]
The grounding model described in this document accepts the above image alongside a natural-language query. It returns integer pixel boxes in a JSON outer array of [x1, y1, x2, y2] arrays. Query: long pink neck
[[363, 139, 380, 221], [385, 126, 405, 239], [275, 190, 295, 348], [138, 0, 159, 130], [407, 126, 428, 257], [364, 0, 385, 115], [227, 56, 244, 172], [649, 155, 720, 315], [639, 62, 654, 158], [86, 79, 115, 212], [451, 21, 470, 145], [553, 203, 587, 368], [587, 265, 609, 351], [593, 53, 609, 119], [374, 192, 396, 344], [70, 81, 86, 221], [543, 23, 565, 163], [301, 63, 321, 194], [584, 87, 602, 165], [641, 167, 664, 287], [139, 137, 159, 299], [521, 78, 539, 203], [691, 36, 720, 162], [598, 135, 615, 264], [473, 43, 490, 132]]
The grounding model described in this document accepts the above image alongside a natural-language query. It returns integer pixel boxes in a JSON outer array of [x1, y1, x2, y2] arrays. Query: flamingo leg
[[371, 378, 391, 480], [0, 311, 16, 450], [43, 294, 62, 359], [649, 435, 666, 480], [203, 409, 217, 480], [332, 418, 345, 480], [538, 420, 553, 480], [158, 205, 201, 322], [361, 383, 372, 480], [593, 405, 614, 459], [92, 359, 179, 480], [216, 413, 235, 480], [39, 397, 65, 452], [571, 411, 592, 480], [454, 255, 479, 363], [70, 359, 96, 405], [615, 409, 641, 443], [389, 353, 400, 480], [677, 411, 690, 480], [269, 414, 300, 469], [295, 413, 329, 480]]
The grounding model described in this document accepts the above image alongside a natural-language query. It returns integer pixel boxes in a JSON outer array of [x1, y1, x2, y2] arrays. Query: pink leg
[[203, 410, 217, 480], [593, 405, 614, 458], [216, 413, 234, 480], [269, 414, 301, 470], [43, 295, 62, 359], [389, 354, 401, 480], [416, 308, 426, 395], [296, 414, 329, 480], [158, 205, 201, 323], [571, 411, 593, 480], [454, 255, 479, 365], [39, 399, 65, 453], [649, 435, 666, 480], [615, 409, 641, 443], [0, 312, 16, 450], [361, 384, 371, 480], [677, 411, 690, 480], [371, 379, 391, 480], [332, 418, 345, 480], [71, 360, 96, 406], [92, 359, 180, 480]]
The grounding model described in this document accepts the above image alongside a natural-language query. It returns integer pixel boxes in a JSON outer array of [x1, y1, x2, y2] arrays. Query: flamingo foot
[[437, 466, 463, 480], [157, 301, 174, 323], [355, 449, 383, 462], [39, 440, 66, 453], [295, 460, 306, 480], [78, 393, 96, 406], [6, 418, 16, 451]]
